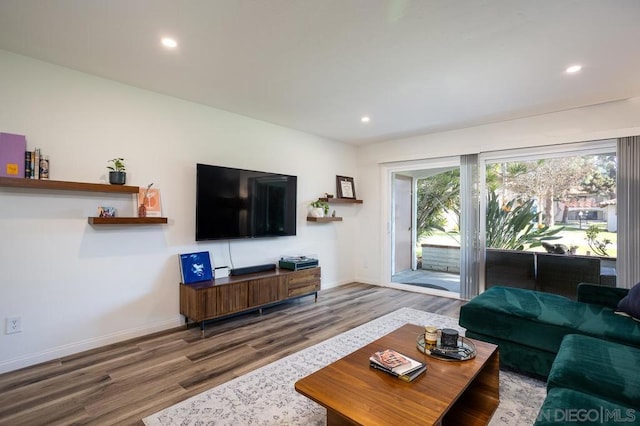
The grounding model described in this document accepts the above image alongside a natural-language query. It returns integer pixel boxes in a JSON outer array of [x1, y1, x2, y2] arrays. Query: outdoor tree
[[485, 189, 562, 250], [581, 155, 616, 199], [416, 169, 460, 239], [497, 157, 595, 226], [585, 224, 612, 256]]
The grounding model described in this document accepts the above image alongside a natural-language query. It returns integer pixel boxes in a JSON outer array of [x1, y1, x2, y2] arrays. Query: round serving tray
[[416, 334, 477, 361]]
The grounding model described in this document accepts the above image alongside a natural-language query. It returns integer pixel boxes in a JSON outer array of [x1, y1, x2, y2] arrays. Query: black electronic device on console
[[278, 256, 319, 271], [229, 263, 277, 276]]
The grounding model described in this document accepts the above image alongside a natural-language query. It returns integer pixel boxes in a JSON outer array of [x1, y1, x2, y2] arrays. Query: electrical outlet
[[5, 317, 22, 334]]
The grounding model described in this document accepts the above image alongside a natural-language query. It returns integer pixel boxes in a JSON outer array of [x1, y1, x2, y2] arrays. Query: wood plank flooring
[[0, 283, 464, 426]]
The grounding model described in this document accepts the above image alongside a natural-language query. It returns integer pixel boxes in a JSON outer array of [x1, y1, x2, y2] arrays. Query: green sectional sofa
[[459, 284, 640, 424], [459, 284, 637, 377]]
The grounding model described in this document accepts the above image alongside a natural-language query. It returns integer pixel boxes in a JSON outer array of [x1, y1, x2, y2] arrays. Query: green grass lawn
[[543, 222, 617, 257], [419, 221, 617, 258]]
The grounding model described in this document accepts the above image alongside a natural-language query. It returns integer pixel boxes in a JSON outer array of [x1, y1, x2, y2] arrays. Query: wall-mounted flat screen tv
[[196, 163, 297, 241]]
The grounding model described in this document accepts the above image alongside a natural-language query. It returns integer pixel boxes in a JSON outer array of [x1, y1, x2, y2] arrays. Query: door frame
[[380, 156, 460, 297]]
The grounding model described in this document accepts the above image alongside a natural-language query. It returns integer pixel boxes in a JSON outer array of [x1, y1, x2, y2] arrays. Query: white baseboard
[[0, 316, 183, 374], [352, 276, 378, 285]]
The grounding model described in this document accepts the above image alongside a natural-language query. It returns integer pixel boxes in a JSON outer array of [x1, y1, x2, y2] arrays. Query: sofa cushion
[[577, 283, 629, 310], [573, 305, 640, 347], [616, 282, 640, 321], [459, 286, 640, 354], [534, 388, 637, 425], [548, 334, 640, 409], [460, 286, 579, 353]]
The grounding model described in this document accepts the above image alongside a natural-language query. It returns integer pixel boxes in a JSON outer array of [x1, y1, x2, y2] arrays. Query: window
[[480, 140, 617, 299]]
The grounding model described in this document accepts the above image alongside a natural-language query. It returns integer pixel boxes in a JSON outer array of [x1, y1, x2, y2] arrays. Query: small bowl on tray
[[416, 334, 477, 361]]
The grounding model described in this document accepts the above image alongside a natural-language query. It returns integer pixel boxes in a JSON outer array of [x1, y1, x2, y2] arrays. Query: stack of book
[[369, 349, 427, 382], [25, 148, 49, 179], [0, 132, 49, 179]]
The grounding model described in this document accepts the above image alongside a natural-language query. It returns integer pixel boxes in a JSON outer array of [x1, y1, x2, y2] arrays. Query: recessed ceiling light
[[361, 116, 371, 123], [566, 65, 582, 74], [161, 37, 178, 49]]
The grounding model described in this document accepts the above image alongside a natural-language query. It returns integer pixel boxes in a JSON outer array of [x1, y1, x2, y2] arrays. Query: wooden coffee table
[[295, 324, 499, 425]]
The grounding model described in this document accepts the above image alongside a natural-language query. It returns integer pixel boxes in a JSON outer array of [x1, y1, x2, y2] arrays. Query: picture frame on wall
[[336, 175, 356, 199]]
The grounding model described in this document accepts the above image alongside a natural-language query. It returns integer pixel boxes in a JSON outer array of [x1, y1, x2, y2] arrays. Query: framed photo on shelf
[[97, 206, 116, 218], [336, 175, 356, 199], [137, 187, 162, 217]]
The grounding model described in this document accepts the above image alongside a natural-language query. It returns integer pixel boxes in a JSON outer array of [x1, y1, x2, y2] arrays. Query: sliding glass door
[[382, 139, 618, 300]]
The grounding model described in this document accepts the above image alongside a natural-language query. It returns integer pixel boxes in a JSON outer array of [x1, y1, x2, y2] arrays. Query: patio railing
[[421, 244, 617, 299], [486, 249, 616, 299]]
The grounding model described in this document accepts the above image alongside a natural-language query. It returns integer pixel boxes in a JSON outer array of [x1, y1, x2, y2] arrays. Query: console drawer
[[285, 267, 321, 298]]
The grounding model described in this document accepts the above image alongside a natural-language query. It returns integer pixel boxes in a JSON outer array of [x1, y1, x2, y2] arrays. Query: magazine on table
[[370, 349, 427, 381]]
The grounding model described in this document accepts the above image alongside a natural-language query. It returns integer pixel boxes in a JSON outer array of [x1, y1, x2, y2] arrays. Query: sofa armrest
[[576, 283, 629, 309]]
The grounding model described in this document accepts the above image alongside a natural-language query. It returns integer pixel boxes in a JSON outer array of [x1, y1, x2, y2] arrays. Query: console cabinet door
[[180, 285, 217, 321], [285, 268, 321, 298], [216, 282, 248, 315], [201, 287, 217, 319], [248, 277, 281, 307]]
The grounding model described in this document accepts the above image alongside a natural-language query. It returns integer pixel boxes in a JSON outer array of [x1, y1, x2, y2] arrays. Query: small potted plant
[[107, 158, 126, 185], [309, 199, 329, 218]]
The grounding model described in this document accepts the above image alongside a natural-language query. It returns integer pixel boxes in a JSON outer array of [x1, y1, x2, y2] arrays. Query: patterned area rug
[[144, 308, 546, 425]]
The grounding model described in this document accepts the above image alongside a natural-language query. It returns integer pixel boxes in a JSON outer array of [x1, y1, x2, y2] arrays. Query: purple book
[[0, 132, 27, 178]]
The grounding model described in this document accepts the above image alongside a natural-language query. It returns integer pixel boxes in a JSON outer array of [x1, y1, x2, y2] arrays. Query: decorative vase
[[308, 207, 324, 218], [109, 171, 126, 185], [138, 204, 147, 218]]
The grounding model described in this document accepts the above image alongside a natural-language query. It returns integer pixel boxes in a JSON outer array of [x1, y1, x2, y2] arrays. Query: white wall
[[355, 97, 640, 287], [0, 50, 359, 373]]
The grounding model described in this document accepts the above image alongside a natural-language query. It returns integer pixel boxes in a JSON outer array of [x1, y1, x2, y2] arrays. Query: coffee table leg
[[442, 348, 500, 425], [327, 409, 357, 426]]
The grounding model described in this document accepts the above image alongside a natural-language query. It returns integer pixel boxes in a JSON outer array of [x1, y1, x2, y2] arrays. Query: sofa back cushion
[[460, 286, 640, 355]]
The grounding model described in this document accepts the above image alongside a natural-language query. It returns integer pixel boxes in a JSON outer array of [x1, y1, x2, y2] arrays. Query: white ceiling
[[0, 1, 639, 145]]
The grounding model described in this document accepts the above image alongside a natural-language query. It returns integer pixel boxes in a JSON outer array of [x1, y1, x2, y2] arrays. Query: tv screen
[[196, 163, 297, 241]]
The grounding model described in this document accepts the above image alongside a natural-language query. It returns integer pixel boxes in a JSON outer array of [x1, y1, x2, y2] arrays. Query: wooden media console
[[180, 267, 321, 335]]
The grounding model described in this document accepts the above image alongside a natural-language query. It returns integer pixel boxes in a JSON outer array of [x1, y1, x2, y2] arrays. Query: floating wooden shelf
[[319, 197, 363, 204], [0, 177, 139, 193], [88, 217, 168, 225], [306, 216, 343, 222], [1, 177, 170, 226]]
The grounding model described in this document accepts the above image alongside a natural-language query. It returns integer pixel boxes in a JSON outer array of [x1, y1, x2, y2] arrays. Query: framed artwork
[[336, 175, 356, 199], [137, 187, 162, 217], [179, 251, 213, 284], [97, 206, 116, 217]]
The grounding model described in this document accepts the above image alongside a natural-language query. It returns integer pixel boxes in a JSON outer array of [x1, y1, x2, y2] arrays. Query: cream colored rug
[[144, 308, 546, 425]]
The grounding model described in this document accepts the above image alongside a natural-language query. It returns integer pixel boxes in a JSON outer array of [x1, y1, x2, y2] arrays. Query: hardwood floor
[[0, 283, 464, 426]]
